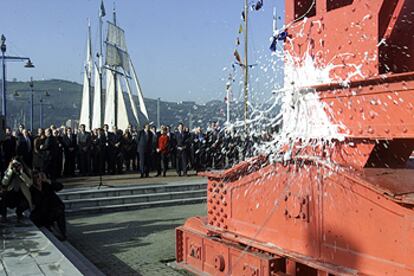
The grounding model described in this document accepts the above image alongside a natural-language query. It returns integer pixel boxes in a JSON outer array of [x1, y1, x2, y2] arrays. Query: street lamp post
[[39, 98, 43, 128], [36, 98, 52, 129], [14, 80, 49, 130], [29, 77, 34, 131], [0, 34, 34, 124]]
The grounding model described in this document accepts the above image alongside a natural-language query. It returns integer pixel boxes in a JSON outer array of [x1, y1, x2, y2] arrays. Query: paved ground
[[59, 171, 204, 189], [0, 218, 82, 276], [67, 203, 206, 276]]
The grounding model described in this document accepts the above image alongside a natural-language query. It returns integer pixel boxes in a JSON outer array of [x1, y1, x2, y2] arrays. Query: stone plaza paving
[[0, 218, 82, 276], [67, 203, 206, 275]]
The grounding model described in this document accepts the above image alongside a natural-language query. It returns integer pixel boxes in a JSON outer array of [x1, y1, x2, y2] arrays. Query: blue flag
[[100, 0, 106, 17]]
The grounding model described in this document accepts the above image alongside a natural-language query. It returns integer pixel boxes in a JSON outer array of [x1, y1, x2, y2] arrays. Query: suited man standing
[[22, 129, 33, 168], [103, 124, 115, 174], [77, 124, 91, 176], [175, 123, 189, 176], [62, 127, 77, 176], [136, 123, 153, 178], [2, 128, 16, 167], [42, 128, 59, 180]]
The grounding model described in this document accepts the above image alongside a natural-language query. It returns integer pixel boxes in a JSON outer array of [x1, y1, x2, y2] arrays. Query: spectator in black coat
[[62, 127, 77, 176], [175, 123, 190, 176], [77, 124, 91, 176], [2, 127, 17, 171], [42, 128, 59, 180], [103, 124, 115, 174], [136, 123, 153, 178], [167, 125, 176, 169], [113, 128, 124, 174], [33, 129, 46, 171]]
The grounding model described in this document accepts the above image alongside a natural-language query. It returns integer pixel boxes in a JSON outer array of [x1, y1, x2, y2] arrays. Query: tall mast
[[226, 73, 232, 124], [99, 0, 104, 127], [113, 3, 117, 25], [243, 0, 249, 132], [113, 3, 118, 128], [88, 19, 92, 130]]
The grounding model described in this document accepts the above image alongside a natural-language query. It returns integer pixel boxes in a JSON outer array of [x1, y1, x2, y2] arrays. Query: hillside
[[6, 79, 230, 130]]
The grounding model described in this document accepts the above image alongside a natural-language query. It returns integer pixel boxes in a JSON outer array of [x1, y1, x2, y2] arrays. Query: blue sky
[[1, 0, 284, 103]]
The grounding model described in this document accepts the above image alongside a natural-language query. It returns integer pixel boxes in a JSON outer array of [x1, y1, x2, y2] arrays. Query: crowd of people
[[0, 121, 255, 180], [0, 120, 261, 238]]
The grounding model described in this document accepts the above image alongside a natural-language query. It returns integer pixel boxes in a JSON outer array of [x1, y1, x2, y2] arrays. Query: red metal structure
[[176, 1, 414, 275]]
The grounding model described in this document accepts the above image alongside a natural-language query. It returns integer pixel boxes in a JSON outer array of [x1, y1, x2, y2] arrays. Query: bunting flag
[[270, 31, 288, 52], [241, 11, 245, 21], [270, 36, 277, 52], [253, 0, 264, 11], [238, 24, 243, 34], [233, 50, 242, 64], [277, 31, 288, 41], [100, 0, 106, 17], [236, 37, 240, 46]]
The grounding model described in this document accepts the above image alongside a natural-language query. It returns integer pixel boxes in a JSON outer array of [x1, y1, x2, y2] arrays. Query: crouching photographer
[[0, 157, 33, 222], [30, 171, 66, 241]]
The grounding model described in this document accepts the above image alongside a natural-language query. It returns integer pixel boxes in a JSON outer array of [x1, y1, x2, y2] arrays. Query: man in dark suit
[[2, 128, 16, 167], [77, 124, 91, 176], [175, 123, 190, 176], [103, 124, 115, 174], [62, 127, 77, 176], [21, 129, 33, 168], [136, 123, 153, 178], [42, 128, 59, 180]]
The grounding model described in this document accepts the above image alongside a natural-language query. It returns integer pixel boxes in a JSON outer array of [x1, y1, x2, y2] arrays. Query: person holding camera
[[0, 158, 32, 222]]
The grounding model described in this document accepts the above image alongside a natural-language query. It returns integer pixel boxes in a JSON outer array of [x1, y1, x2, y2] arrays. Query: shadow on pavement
[[67, 217, 185, 275]]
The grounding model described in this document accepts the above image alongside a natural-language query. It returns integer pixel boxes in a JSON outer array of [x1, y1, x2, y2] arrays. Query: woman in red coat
[[156, 126, 170, 177]]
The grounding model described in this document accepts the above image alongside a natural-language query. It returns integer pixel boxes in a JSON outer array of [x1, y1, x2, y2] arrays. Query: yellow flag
[[234, 50, 242, 64], [238, 24, 243, 34]]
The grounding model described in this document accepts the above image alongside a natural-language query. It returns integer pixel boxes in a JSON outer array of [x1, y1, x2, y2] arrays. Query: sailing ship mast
[[79, 21, 93, 130], [92, 0, 105, 129], [243, 0, 249, 132], [81, 1, 149, 130]]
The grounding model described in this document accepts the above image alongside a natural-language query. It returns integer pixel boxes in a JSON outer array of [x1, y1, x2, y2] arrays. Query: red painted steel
[[176, 1, 414, 275]]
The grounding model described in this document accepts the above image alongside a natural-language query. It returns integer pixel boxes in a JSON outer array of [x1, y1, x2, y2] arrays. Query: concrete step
[[58, 182, 207, 201], [66, 197, 207, 215], [64, 189, 207, 209]]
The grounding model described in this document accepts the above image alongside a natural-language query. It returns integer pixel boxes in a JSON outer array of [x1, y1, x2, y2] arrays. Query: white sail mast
[[79, 21, 93, 130], [91, 63, 101, 129], [130, 60, 149, 121], [117, 77, 129, 130], [104, 69, 115, 128], [125, 76, 140, 126]]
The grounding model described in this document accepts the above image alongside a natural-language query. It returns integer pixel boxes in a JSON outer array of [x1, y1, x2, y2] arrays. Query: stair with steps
[[59, 181, 207, 215]]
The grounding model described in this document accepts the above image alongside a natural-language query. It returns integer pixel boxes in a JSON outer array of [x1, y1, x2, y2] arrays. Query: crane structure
[[176, 1, 414, 275]]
